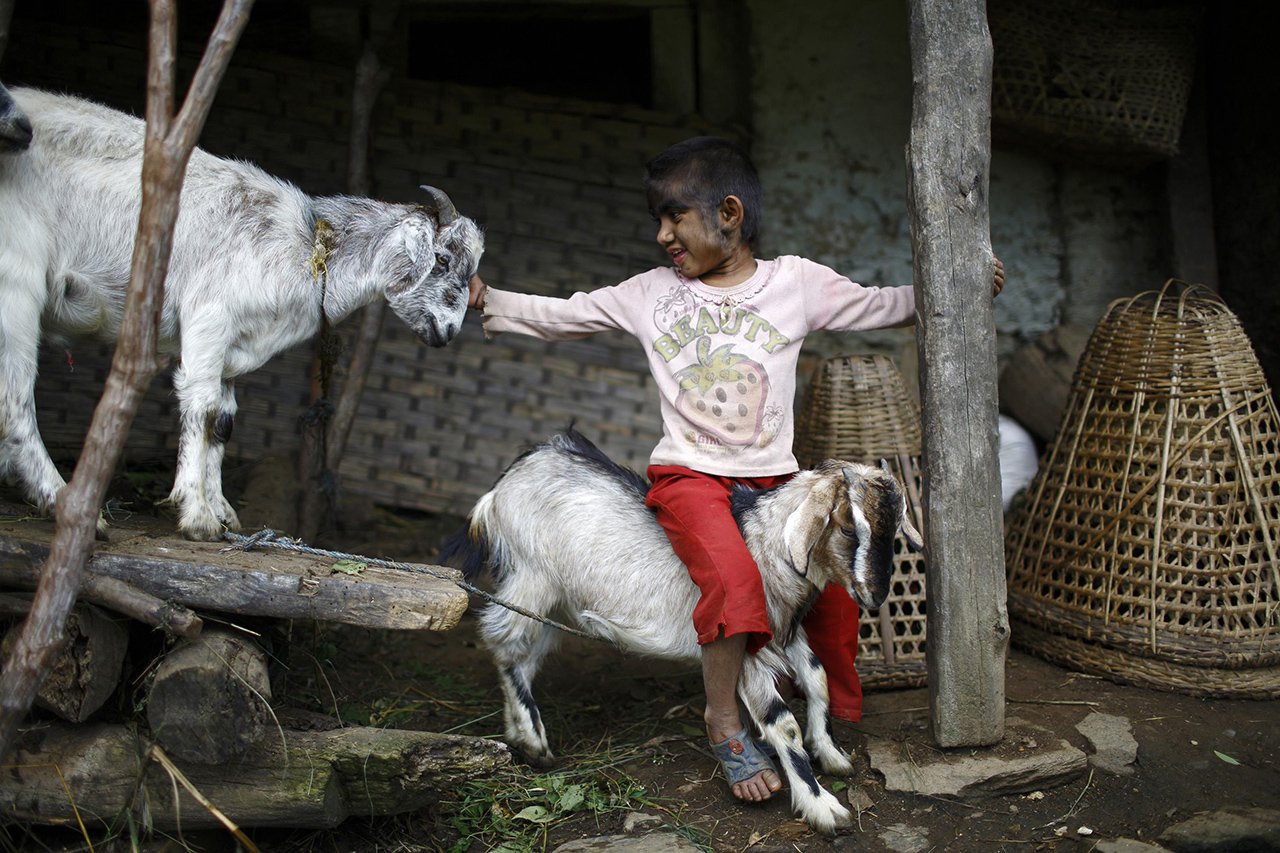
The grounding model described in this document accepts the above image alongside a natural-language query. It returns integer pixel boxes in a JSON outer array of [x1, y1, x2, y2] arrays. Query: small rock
[[867, 722, 1087, 798], [1075, 712, 1139, 775], [878, 823, 931, 853], [1158, 806, 1280, 852], [552, 832, 702, 853], [621, 811, 663, 834], [1095, 840, 1175, 853]]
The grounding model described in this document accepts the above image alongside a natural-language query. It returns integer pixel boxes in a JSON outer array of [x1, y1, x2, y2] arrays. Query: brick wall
[[3, 19, 726, 518]]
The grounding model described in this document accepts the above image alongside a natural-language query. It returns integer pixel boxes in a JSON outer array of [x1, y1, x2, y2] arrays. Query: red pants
[[646, 465, 864, 722]]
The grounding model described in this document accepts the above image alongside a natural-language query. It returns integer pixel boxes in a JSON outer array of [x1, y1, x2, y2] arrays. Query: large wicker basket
[[989, 0, 1202, 162], [795, 354, 928, 690], [1005, 283, 1280, 698]]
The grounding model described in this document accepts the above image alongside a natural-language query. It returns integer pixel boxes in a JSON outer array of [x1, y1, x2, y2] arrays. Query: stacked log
[[1, 603, 128, 722], [145, 627, 273, 764], [0, 721, 511, 829]]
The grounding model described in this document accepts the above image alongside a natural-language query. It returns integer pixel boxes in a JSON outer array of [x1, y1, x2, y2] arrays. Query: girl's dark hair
[[644, 136, 763, 247]]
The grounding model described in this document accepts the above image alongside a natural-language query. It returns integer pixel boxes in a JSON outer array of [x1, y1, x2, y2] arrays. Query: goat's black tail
[[437, 519, 490, 583]]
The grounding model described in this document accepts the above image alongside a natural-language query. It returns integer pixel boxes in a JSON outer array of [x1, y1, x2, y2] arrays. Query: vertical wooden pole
[[0, 0, 14, 62], [905, 0, 1008, 747]]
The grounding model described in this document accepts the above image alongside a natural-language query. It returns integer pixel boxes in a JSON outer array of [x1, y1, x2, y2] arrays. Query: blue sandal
[[709, 727, 780, 788]]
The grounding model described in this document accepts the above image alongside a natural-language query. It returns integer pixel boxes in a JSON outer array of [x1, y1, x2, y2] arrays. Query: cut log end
[[146, 627, 272, 764]]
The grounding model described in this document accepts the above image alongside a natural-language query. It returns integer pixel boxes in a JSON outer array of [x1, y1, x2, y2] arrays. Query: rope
[[307, 217, 342, 402], [219, 529, 601, 641]]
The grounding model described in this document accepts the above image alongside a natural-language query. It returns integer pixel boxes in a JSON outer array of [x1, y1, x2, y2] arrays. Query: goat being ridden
[[443, 429, 923, 835], [0, 85, 483, 540]]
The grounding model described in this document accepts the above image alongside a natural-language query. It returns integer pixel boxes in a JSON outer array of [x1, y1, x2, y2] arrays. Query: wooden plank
[[905, 0, 1009, 747], [0, 517, 468, 632]]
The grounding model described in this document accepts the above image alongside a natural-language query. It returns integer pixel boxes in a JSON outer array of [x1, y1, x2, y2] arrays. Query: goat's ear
[[901, 509, 924, 552], [874, 459, 924, 552], [398, 216, 435, 270], [783, 477, 838, 577]]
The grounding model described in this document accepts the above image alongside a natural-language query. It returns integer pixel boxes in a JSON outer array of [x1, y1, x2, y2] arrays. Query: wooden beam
[[905, 0, 1009, 748], [0, 523, 468, 632]]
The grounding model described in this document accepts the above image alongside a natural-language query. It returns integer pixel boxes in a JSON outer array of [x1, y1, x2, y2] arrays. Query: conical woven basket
[[795, 354, 928, 689], [1005, 282, 1280, 698]]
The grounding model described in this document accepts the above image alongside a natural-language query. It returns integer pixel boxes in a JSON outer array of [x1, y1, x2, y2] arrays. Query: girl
[[468, 136, 1004, 804]]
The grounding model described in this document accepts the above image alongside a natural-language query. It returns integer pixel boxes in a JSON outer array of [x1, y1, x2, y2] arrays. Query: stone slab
[[867, 720, 1088, 798]]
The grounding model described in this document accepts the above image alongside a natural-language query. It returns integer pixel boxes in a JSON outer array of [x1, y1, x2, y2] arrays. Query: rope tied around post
[[306, 217, 343, 401]]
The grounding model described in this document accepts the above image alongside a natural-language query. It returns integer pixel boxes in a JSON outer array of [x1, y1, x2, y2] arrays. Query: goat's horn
[[419, 185, 458, 227]]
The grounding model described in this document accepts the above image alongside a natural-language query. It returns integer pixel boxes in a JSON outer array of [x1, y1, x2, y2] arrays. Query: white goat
[[0, 85, 483, 540], [0, 82, 32, 152], [444, 429, 924, 835]]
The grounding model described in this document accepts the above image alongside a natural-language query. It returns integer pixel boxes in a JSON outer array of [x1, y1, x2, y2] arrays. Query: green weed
[[442, 764, 669, 853]]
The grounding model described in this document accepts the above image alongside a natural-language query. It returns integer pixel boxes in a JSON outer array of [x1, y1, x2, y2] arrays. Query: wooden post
[[296, 0, 400, 542], [905, 0, 1009, 747], [0, 0, 13, 62]]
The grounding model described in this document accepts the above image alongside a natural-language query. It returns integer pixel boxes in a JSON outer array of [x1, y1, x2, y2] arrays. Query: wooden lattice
[[989, 0, 1202, 162], [1005, 283, 1280, 698], [795, 354, 928, 689]]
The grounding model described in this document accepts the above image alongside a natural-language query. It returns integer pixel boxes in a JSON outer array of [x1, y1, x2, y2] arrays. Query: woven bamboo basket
[[989, 0, 1202, 162], [795, 354, 928, 690], [1004, 283, 1280, 698]]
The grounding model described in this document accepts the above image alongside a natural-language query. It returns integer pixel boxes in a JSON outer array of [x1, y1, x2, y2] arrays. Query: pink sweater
[[483, 255, 916, 477]]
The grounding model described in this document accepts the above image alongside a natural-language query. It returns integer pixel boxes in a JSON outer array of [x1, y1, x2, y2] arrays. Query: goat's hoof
[[180, 522, 226, 542], [508, 743, 555, 768], [802, 796, 854, 836]]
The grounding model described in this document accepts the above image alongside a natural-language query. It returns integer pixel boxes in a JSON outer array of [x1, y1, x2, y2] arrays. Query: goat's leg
[[201, 379, 240, 530], [477, 594, 561, 765], [740, 653, 852, 835], [169, 352, 233, 541], [0, 284, 67, 516], [784, 629, 854, 775]]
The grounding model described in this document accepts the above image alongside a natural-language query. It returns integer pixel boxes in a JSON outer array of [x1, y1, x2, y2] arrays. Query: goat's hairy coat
[[443, 429, 923, 835], [0, 84, 483, 539]]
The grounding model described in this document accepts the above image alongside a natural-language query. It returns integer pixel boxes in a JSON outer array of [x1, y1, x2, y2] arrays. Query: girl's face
[[652, 197, 753, 286], [654, 204, 728, 280]]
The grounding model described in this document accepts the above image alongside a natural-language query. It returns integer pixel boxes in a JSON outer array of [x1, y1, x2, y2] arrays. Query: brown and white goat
[[443, 429, 923, 834]]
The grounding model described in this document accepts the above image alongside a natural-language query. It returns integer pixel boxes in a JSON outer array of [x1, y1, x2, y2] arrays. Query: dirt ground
[[243, 511, 1279, 853], [4, 498, 1279, 853]]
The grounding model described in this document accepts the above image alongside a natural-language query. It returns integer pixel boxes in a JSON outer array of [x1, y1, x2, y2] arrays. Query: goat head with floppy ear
[[879, 459, 924, 552], [782, 475, 841, 577], [419, 184, 458, 227]]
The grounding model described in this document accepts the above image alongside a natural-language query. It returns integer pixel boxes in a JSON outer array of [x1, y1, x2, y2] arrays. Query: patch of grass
[[437, 747, 707, 853]]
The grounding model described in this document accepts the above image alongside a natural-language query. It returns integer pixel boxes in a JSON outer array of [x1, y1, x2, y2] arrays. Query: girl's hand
[[469, 274, 488, 311], [992, 255, 1005, 297]]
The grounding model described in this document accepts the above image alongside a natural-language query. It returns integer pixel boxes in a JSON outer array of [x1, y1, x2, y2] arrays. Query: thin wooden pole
[[296, 1, 400, 542], [0, 0, 14, 63], [0, 0, 254, 762], [905, 0, 1008, 748]]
